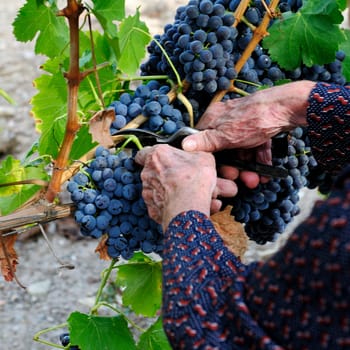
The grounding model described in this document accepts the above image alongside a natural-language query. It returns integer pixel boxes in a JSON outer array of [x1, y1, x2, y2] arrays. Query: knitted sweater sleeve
[[162, 211, 283, 350], [307, 82, 350, 174]]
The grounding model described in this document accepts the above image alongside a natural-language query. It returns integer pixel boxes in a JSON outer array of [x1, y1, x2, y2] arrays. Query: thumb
[[182, 129, 219, 152], [134, 146, 153, 166]]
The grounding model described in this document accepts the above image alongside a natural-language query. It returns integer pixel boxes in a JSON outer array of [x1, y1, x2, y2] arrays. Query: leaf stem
[[91, 258, 118, 315], [33, 322, 68, 349], [95, 301, 147, 333]]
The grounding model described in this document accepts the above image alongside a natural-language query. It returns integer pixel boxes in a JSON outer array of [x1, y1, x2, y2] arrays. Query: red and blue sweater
[[162, 82, 350, 349]]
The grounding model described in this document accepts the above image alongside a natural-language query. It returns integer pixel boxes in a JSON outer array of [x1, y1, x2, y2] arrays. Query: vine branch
[[211, 0, 280, 103], [45, 0, 85, 202]]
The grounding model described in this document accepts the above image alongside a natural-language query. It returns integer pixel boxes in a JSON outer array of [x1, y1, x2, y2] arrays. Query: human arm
[[135, 145, 284, 349]]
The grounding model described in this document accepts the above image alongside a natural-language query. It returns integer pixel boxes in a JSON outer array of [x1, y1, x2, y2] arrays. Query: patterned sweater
[[162, 82, 350, 349]]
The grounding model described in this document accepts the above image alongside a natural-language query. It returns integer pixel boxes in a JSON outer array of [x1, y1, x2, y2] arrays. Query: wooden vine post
[[45, 0, 85, 203]]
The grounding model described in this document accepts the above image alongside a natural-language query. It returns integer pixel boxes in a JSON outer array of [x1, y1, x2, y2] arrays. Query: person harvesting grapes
[[135, 80, 350, 349]]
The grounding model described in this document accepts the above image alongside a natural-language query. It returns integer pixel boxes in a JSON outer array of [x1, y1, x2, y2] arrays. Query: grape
[[199, 0, 213, 14], [122, 183, 138, 200], [59, 333, 80, 349], [257, 54, 272, 69], [73, 172, 89, 186], [196, 13, 210, 27], [96, 214, 110, 230], [108, 199, 123, 215], [84, 203, 97, 215], [71, 189, 84, 202], [81, 215, 97, 231], [103, 178, 117, 192], [268, 66, 284, 81], [186, 5, 200, 19], [119, 92, 132, 106], [128, 103, 142, 118], [193, 29, 207, 42], [245, 7, 261, 25], [149, 115, 164, 131], [163, 120, 177, 134], [67, 181, 79, 193]]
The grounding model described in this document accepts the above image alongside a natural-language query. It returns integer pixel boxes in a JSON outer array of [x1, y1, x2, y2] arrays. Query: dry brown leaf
[[211, 206, 248, 258], [95, 234, 111, 260], [89, 109, 115, 148], [0, 233, 19, 282]]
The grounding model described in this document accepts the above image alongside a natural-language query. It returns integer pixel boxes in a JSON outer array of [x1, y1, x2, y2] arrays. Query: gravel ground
[[0, 1, 322, 350]]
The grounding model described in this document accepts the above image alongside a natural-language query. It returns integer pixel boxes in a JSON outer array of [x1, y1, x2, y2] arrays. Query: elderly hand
[[181, 81, 315, 188], [135, 145, 238, 231]]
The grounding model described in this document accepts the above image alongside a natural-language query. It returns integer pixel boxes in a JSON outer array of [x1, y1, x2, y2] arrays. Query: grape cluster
[[70, 0, 348, 250], [109, 80, 186, 135], [140, 0, 238, 93], [60, 333, 80, 350], [67, 146, 163, 259], [229, 127, 316, 243]]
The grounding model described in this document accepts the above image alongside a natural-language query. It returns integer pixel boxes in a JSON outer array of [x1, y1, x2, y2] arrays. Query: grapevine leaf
[[91, 0, 125, 37], [117, 10, 151, 75], [31, 32, 121, 160], [68, 311, 137, 350], [263, 0, 346, 70], [70, 125, 96, 160], [301, 0, 344, 23], [137, 317, 171, 350], [339, 29, 350, 82], [31, 71, 67, 158], [0, 156, 49, 215], [116, 252, 162, 317], [337, 0, 347, 11], [12, 0, 68, 58]]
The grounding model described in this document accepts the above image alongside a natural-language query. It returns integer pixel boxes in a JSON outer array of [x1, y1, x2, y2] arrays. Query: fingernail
[[182, 139, 196, 151]]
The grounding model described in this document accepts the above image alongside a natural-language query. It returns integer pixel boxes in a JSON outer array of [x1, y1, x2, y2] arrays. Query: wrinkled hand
[[135, 145, 238, 231], [182, 81, 314, 188], [183, 81, 313, 152]]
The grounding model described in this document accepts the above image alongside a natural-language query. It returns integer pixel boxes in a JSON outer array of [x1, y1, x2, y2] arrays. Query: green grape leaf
[[31, 72, 68, 158], [263, 0, 346, 70], [68, 311, 137, 350], [70, 124, 96, 160], [91, 0, 125, 37], [30, 31, 122, 160], [337, 0, 347, 11], [339, 29, 350, 82], [137, 317, 171, 350], [117, 10, 150, 75], [116, 253, 162, 317], [12, 0, 68, 58], [0, 156, 49, 215]]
